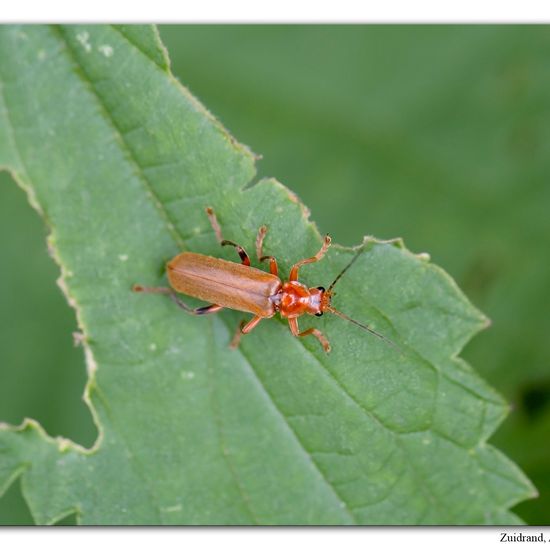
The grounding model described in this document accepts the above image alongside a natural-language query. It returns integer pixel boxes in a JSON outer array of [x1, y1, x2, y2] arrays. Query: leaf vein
[[53, 25, 186, 251], [235, 341, 357, 524], [205, 320, 260, 524]]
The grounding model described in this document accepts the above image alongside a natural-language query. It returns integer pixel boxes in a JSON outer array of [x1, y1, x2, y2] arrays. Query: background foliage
[[0, 25, 548, 524]]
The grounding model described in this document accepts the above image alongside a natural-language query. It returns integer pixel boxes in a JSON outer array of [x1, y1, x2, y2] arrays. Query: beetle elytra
[[133, 207, 396, 352]]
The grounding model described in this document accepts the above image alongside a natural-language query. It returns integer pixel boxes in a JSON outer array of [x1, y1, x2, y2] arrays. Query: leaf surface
[[0, 24, 535, 524]]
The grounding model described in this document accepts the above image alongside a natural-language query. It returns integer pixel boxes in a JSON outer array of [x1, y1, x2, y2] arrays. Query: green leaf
[[0, 24, 535, 525], [157, 26, 550, 525]]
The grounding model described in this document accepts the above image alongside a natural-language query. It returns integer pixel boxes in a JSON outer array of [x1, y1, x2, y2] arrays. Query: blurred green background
[[1, 25, 549, 525]]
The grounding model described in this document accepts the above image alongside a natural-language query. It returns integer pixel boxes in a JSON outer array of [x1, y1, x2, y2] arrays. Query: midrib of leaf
[[205, 321, 259, 525], [53, 26, 185, 251], [235, 340, 357, 523], [51, 24, 355, 523], [250, 327, 447, 521]]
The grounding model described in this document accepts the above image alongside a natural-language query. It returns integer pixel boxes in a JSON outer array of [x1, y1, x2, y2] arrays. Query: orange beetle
[[133, 208, 394, 352]]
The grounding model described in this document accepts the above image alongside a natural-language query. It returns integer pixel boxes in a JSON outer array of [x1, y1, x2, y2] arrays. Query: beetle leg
[[169, 292, 224, 315], [229, 326, 243, 349], [255, 224, 279, 275], [259, 255, 279, 276], [206, 206, 224, 244], [132, 285, 223, 315], [221, 239, 251, 266], [229, 316, 263, 349], [255, 224, 268, 259], [205, 207, 251, 266], [132, 284, 172, 295], [288, 317, 331, 353], [175, 302, 224, 315], [289, 235, 332, 281], [241, 315, 264, 334]]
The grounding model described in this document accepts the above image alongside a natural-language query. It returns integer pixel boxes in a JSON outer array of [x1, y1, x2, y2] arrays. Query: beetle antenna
[[327, 247, 364, 292], [326, 306, 401, 351]]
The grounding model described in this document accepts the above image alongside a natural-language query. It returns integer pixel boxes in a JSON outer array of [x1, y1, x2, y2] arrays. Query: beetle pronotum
[[133, 207, 396, 352]]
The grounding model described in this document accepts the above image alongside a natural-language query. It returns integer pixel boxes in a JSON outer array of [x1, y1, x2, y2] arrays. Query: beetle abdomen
[[167, 252, 281, 317]]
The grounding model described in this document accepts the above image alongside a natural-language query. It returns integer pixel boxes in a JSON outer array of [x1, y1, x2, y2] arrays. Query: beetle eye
[[315, 312, 323, 317], [316, 286, 325, 292]]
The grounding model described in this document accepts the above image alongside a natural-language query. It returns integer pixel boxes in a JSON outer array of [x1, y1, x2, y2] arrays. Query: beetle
[[133, 207, 396, 352]]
